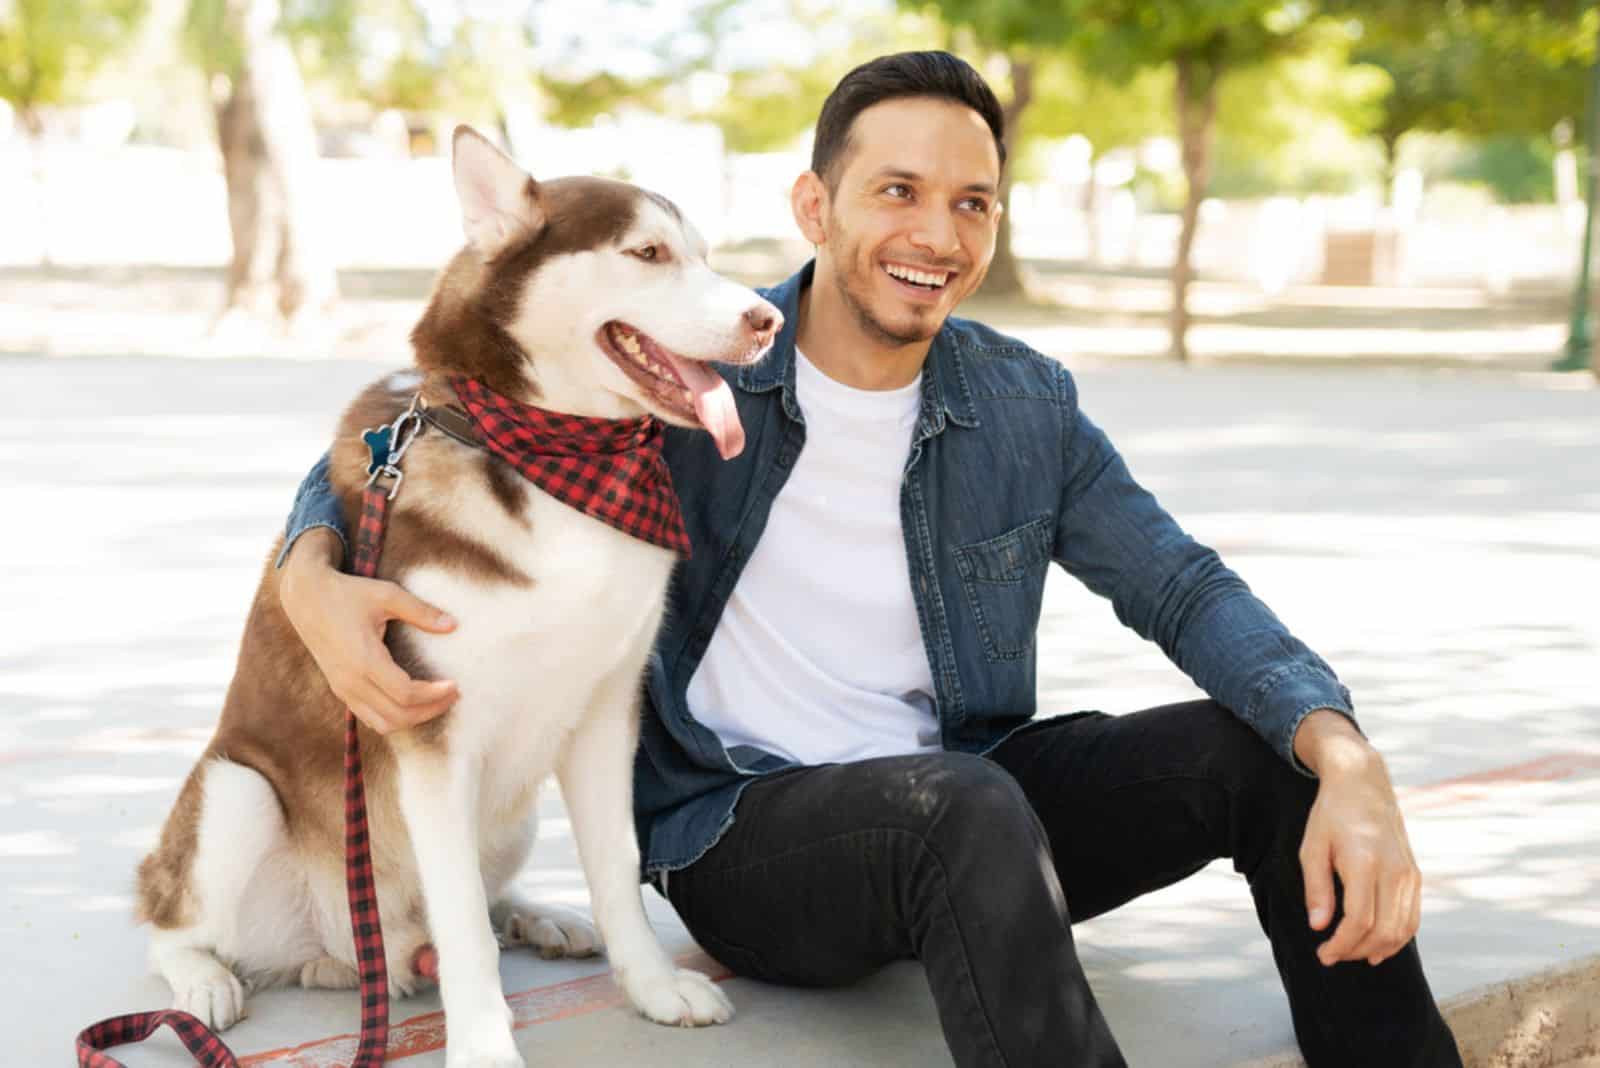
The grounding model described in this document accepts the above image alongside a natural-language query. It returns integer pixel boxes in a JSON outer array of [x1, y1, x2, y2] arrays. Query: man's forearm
[[288, 525, 345, 570]]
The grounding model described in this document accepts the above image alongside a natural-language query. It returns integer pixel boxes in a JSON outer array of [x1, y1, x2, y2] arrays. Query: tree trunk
[[1082, 148, 1100, 266], [1170, 51, 1220, 363], [216, 0, 334, 324], [980, 57, 1034, 298], [17, 107, 50, 265], [1380, 131, 1401, 207]]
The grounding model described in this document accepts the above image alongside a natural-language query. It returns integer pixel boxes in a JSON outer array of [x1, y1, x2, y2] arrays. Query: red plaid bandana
[[448, 375, 692, 557]]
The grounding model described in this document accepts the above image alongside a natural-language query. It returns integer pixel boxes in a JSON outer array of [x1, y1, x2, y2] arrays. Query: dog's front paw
[[444, 1015, 524, 1068], [172, 967, 247, 1031], [495, 900, 601, 960], [623, 967, 733, 1028]]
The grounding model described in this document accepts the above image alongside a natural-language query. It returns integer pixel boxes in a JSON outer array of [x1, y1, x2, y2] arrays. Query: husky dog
[[136, 126, 780, 1067]]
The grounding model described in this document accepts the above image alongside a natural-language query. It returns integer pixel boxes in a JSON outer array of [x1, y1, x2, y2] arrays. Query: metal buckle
[[363, 393, 426, 501]]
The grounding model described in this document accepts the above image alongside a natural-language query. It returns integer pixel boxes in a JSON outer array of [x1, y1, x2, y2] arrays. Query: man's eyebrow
[[866, 167, 996, 196]]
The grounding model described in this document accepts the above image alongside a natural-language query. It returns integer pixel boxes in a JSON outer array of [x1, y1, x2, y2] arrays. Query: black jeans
[[663, 700, 1463, 1067]]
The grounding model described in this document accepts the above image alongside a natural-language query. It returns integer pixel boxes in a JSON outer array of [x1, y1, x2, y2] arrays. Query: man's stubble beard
[[832, 244, 940, 348]]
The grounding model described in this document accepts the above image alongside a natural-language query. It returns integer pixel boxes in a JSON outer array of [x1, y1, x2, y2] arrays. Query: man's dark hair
[[811, 51, 1006, 193]]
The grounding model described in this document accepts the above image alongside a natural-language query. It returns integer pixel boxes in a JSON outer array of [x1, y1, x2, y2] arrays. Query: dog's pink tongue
[[675, 359, 745, 460]]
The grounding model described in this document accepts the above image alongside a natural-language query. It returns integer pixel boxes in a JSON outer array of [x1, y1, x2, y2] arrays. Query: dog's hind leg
[[483, 809, 601, 960], [142, 758, 299, 1030], [491, 887, 601, 960], [299, 955, 360, 989]]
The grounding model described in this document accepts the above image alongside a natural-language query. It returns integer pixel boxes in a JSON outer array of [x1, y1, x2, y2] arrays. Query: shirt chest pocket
[[952, 516, 1053, 663]]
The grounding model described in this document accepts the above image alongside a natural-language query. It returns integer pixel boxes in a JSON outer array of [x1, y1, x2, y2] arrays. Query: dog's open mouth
[[598, 321, 745, 460]]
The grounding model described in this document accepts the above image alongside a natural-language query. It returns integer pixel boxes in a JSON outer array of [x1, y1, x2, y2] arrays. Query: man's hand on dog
[[1294, 709, 1422, 969], [280, 528, 460, 733]]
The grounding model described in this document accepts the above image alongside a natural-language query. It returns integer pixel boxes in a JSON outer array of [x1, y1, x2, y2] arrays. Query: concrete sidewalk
[[2, 356, 1596, 1066]]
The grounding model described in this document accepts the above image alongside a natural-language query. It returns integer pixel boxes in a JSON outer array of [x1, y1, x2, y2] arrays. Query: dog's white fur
[[141, 129, 777, 1067]]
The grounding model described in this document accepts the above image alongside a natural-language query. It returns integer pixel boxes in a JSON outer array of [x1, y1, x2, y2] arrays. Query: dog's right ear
[[452, 125, 546, 258]]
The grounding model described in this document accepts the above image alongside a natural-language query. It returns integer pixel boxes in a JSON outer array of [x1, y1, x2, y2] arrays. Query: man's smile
[[881, 259, 957, 302]]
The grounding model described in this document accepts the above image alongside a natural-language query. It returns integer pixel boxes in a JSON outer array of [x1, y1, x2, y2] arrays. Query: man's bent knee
[[874, 753, 1057, 897]]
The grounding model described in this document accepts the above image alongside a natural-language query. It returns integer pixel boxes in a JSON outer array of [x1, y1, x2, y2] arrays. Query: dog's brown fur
[[135, 175, 646, 937]]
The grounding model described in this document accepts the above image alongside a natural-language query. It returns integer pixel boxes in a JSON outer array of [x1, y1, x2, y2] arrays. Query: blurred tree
[[700, 8, 948, 155], [1212, 25, 1387, 195], [185, 0, 344, 324], [1022, 58, 1172, 264], [1049, 2, 1327, 360], [898, 1, 1082, 296], [1349, 1, 1593, 201], [1450, 134, 1559, 201], [1348, 30, 1468, 201], [0, 0, 148, 135]]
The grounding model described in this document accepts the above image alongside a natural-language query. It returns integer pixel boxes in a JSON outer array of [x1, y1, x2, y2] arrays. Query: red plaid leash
[[339, 480, 397, 1066], [77, 453, 406, 1068], [448, 375, 692, 557], [76, 1011, 238, 1067]]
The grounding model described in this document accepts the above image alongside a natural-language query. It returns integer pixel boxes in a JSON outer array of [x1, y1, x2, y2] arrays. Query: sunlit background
[[2, 0, 1599, 367], [2, 3, 1599, 1064]]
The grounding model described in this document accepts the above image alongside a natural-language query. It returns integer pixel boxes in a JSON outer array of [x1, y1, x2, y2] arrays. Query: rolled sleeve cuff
[[274, 454, 349, 570], [1247, 664, 1360, 778], [274, 520, 348, 570]]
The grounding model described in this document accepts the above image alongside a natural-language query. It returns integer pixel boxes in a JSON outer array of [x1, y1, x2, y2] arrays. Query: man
[[278, 52, 1461, 1067]]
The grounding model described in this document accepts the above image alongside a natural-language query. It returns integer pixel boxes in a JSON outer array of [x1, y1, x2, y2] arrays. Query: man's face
[[819, 96, 1002, 347]]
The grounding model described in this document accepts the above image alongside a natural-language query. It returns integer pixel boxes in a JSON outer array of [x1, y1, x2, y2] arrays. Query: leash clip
[[363, 393, 426, 501]]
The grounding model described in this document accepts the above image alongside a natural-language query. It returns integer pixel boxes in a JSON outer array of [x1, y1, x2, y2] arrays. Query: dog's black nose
[[744, 305, 781, 343]]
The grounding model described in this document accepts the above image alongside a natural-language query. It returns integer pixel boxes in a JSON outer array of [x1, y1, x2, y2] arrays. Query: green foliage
[[1201, 20, 1387, 192], [543, 71, 670, 127], [0, 0, 148, 120], [1351, 0, 1592, 145], [182, 0, 359, 80], [1054, 0, 1319, 84], [1021, 54, 1172, 154], [1447, 133, 1557, 201], [696, 9, 945, 152]]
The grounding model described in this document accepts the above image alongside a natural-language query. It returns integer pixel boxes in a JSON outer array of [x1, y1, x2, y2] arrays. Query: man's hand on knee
[[1293, 709, 1422, 968]]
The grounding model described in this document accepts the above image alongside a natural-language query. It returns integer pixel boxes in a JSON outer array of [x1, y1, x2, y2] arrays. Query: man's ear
[[452, 125, 546, 258], [790, 171, 829, 247]]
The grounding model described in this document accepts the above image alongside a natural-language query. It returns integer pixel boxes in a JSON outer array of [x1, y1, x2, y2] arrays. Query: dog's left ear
[[452, 125, 546, 258]]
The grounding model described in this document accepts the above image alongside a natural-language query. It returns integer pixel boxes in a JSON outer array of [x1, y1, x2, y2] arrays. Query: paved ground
[[1, 353, 1596, 1066]]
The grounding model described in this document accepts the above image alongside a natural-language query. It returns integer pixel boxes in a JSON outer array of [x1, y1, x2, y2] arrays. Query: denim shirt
[[282, 261, 1354, 881]]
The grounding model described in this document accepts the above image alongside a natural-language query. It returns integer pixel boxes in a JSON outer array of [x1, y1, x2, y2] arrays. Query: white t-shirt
[[685, 349, 941, 766]]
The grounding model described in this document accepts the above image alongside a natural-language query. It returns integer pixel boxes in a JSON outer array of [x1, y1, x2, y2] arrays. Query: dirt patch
[[1236, 956, 1600, 1068]]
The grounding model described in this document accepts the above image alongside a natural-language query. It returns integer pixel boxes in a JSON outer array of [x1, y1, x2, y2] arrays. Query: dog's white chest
[[402, 484, 675, 731]]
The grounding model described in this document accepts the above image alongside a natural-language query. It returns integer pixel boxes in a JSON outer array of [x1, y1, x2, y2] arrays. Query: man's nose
[[908, 204, 960, 258]]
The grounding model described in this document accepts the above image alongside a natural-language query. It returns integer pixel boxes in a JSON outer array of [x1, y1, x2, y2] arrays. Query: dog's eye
[[630, 244, 661, 262]]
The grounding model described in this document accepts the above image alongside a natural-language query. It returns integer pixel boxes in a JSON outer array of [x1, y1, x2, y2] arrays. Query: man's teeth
[[884, 264, 950, 288]]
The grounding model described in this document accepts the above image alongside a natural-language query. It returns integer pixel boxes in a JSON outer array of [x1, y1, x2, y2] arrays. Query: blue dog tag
[[363, 425, 393, 475]]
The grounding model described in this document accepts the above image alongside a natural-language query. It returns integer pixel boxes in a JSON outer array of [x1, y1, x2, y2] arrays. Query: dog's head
[[411, 126, 781, 461]]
